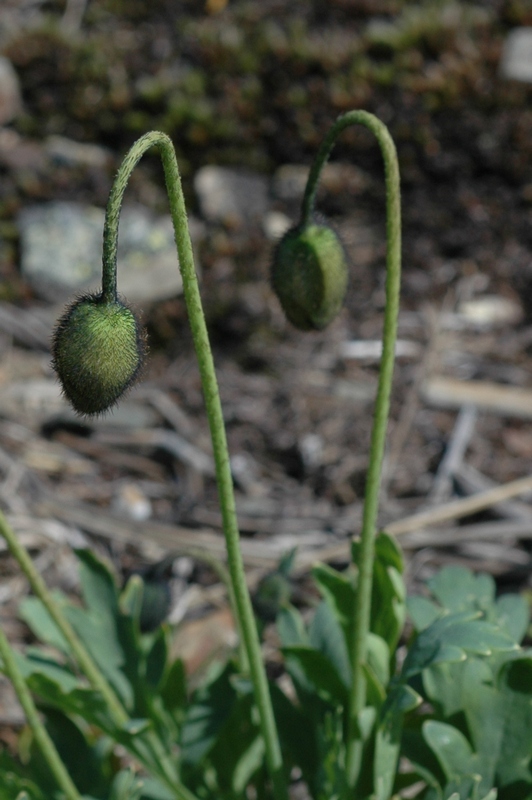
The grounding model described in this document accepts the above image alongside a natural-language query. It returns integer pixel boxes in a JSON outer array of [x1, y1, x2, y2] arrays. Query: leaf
[[145, 627, 168, 690], [423, 720, 480, 783], [39, 707, 108, 796], [269, 681, 319, 790], [312, 562, 355, 640], [18, 594, 71, 655], [136, 777, 175, 800], [108, 769, 146, 800], [309, 600, 351, 689], [276, 605, 308, 648], [180, 662, 238, 764], [407, 595, 442, 632], [370, 532, 406, 652], [374, 684, 422, 800], [367, 633, 390, 689], [159, 657, 187, 718], [76, 548, 119, 621], [208, 694, 263, 794], [494, 595, 529, 645], [281, 645, 348, 706], [15, 649, 79, 694], [25, 671, 115, 730], [402, 611, 517, 680], [428, 567, 495, 616]]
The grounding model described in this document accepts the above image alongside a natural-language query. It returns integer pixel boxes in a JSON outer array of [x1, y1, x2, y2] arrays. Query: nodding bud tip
[[52, 293, 146, 416], [271, 221, 348, 331]]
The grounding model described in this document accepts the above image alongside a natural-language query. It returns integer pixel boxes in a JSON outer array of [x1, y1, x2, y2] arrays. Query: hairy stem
[[303, 111, 401, 789], [102, 132, 287, 800], [0, 622, 82, 800]]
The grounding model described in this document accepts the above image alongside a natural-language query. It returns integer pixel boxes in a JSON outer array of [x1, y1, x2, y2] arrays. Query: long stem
[[0, 623, 82, 800], [0, 511, 193, 800], [102, 132, 287, 800], [303, 112, 401, 789]]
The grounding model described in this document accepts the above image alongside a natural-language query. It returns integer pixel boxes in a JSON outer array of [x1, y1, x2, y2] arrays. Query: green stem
[[0, 623, 82, 800], [0, 511, 191, 800], [302, 112, 401, 789], [182, 547, 249, 673], [102, 132, 287, 800]]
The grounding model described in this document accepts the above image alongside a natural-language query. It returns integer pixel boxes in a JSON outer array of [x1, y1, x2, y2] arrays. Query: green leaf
[[145, 627, 168, 690], [374, 684, 422, 800], [160, 657, 187, 718], [76, 548, 119, 620], [494, 594, 529, 645], [270, 681, 319, 790], [18, 594, 71, 655], [427, 567, 495, 615], [367, 633, 390, 689], [45, 709, 107, 795], [423, 720, 480, 782], [136, 777, 175, 800], [108, 769, 145, 800], [208, 694, 263, 794], [64, 603, 132, 706], [312, 562, 355, 640], [281, 645, 349, 706], [25, 671, 114, 730], [15, 649, 79, 694], [402, 611, 516, 680], [370, 532, 406, 651], [309, 600, 351, 688], [407, 595, 442, 632], [276, 605, 308, 647], [423, 660, 468, 718], [180, 662, 238, 764]]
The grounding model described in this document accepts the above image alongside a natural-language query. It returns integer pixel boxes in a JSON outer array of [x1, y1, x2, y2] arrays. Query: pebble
[[112, 482, 152, 522], [0, 57, 22, 126], [45, 135, 111, 169], [194, 165, 269, 227], [500, 27, 532, 83], [263, 210, 292, 241], [18, 202, 203, 302]]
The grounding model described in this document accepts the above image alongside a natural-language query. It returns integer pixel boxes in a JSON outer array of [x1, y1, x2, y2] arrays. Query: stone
[[500, 27, 532, 83], [19, 201, 203, 302], [0, 57, 22, 126], [45, 135, 111, 169], [194, 165, 269, 227]]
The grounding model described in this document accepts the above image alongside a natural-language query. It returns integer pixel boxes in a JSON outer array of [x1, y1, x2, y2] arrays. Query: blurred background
[[0, 0, 532, 687]]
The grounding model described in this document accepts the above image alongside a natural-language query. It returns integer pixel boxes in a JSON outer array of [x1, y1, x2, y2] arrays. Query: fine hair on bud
[[271, 220, 348, 331], [52, 292, 146, 416]]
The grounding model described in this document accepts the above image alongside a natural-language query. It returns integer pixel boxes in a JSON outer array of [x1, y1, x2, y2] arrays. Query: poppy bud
[[271, 222, 348, 331], [52, 293, 146, 416]]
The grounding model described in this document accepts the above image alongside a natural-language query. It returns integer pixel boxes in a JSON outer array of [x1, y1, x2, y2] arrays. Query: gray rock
[[19, 202, 203, 302], [194, 166, 269, 227], [271, 164, 309, 202], [0, 57, 22, 125], [500, 27, 532, 83], [45, 136, 111, 169]]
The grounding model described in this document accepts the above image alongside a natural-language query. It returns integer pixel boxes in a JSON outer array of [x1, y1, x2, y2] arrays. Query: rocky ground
[[1, 0, 532, 724]]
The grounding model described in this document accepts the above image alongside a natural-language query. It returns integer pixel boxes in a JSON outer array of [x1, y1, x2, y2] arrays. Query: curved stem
[[303, 112, 401, 789], [103, 132, 287, 800], [0, 623, 82, 800]]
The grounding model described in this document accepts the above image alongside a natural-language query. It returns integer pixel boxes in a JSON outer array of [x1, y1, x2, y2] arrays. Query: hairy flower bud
[[52, 293, 146, 416], [271, 222, 348, 330]]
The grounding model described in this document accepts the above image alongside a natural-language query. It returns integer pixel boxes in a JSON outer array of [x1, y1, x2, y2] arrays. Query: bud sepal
[[52, 293, 146, 416], [271, 220, 348, 331]]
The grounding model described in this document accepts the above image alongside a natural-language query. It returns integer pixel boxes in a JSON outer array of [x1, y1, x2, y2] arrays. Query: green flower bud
[[271, 221, 348, 330], [52, 293, 146, 416]]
